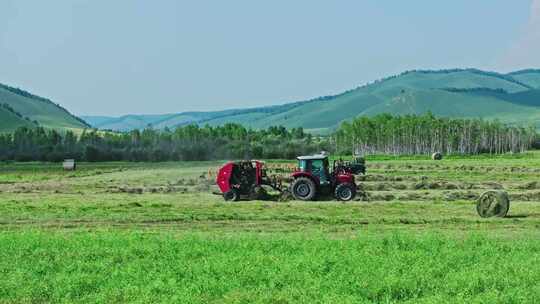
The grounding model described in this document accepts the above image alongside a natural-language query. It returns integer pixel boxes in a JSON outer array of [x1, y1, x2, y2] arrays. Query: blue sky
[[0, 0, 538, 116]]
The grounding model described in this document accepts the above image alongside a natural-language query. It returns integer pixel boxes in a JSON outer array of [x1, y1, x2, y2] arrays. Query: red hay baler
[[216, 160, 282, 201]]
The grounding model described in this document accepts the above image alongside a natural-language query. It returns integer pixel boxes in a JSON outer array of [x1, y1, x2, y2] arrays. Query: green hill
[[0, 104, 37, 133], [508, 70, 540, 89], [0, 84, 89, 132], [83, 68, 540, 132], [82, 114, 177, 132]]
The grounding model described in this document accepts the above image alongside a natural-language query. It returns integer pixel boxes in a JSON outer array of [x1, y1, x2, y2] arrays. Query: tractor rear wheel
[[291, 177, 316, 201], [335, 183, 356, 201], [223, 189, 239, 201]]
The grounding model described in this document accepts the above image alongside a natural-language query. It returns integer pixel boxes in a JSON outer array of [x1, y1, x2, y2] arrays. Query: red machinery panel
[[216, 162, 234, 193]]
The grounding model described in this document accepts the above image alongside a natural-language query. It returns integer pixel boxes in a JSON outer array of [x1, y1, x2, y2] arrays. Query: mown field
[[1, 153, 540, 303]]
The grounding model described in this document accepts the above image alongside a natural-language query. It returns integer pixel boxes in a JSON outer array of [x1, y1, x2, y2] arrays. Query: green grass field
[[1, 153, 540, 303]]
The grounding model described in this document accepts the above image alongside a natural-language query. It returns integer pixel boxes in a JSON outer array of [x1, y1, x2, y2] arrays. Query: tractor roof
[[297, 154, 329, 161]]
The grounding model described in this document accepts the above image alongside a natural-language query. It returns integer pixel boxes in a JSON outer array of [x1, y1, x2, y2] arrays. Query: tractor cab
[[297, 154, 331, 185], [291, 152, 359, 201]]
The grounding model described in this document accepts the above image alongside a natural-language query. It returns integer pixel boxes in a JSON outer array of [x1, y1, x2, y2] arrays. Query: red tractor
[[290, 153, 364, 201], [216, 154, 365, 202]]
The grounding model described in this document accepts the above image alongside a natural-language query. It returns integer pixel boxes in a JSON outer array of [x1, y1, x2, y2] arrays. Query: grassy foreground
[[1, 154, 540, 302], [2, 231, 540, 304]]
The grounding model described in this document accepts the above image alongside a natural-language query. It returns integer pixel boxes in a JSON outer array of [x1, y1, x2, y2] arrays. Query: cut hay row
[[369, 164, 540, 173], [362, 190, 540, 202], [360, 181, 540, 191], [360, 181, 490, 191], [2, 161, 538, 205], [204, 163, 540, 182]]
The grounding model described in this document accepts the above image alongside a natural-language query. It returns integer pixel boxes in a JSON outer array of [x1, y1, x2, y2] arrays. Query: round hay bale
[[476, 190, 510, 218], [431, 152, 443, 161]]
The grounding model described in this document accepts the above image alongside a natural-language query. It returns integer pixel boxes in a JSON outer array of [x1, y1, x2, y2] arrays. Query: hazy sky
[[0, 0, 538, 116]]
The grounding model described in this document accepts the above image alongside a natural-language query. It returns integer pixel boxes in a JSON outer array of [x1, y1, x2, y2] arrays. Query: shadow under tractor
[[216, 153, 365, 202]]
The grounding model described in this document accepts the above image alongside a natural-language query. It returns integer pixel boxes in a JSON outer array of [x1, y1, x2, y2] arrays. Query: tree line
[[0, 124, 329, 162], [0, 114, 537, 162], [335, 113, 537, 156]]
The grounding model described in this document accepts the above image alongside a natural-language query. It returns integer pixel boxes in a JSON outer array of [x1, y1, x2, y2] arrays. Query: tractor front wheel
[[223, 189, 239, 201], [335, 183, 356, 201], [291, 177, 316, 201]]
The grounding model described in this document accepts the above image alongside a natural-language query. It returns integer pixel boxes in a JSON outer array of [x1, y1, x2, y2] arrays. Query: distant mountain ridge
[[83, 68, 540, 133], [0, 83, 89, 132]]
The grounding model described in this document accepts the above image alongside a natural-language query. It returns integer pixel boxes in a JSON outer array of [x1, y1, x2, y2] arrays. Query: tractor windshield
[[311, 159, 329, 184]]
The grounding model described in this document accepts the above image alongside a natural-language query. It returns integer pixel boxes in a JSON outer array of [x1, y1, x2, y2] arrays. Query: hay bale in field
[[62, 159, 76, 171], [431, 152, 443, 161], [476, 190, 510, 218]]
